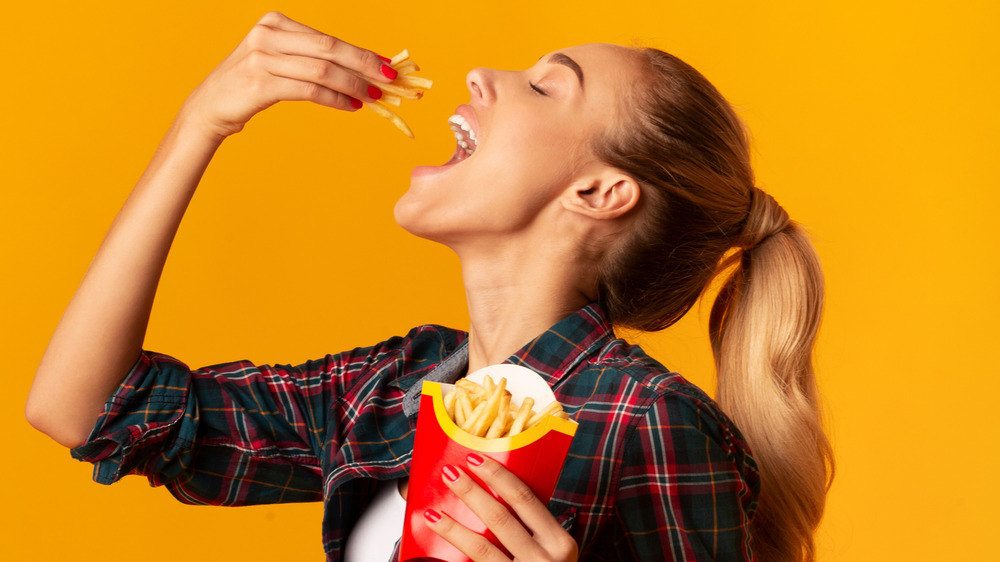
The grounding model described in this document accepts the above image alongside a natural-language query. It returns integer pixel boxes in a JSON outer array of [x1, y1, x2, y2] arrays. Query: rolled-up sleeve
[[71, 350, 334, 506]]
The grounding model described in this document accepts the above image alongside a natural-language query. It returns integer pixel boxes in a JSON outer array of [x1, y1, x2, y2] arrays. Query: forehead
[[549, 43, 638, 92], [547, 43, 639, 130]]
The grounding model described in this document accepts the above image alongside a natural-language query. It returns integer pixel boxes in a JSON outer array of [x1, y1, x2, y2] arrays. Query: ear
[[560, 169, 640, 220]]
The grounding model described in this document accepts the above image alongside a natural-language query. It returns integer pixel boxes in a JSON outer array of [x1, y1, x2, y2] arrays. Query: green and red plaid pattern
[[73, 303, 759, 560]]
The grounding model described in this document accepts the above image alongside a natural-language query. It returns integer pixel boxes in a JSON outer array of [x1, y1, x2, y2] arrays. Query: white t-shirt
[[343, 479, 407, 562]]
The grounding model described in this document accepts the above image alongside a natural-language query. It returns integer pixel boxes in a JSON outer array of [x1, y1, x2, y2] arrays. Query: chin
[[392, 192, 418, 234], [393, 191, 437, 242]]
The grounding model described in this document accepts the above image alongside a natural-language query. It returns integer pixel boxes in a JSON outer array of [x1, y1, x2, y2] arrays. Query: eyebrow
[[547, 53, 584, 87]]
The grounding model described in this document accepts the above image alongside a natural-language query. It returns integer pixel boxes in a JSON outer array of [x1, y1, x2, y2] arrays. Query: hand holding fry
[[180, 11, 398, 141], [352, 49, 433, 137]]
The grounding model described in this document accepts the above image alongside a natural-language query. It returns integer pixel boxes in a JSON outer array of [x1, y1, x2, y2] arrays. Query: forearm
[[26, 11, 398, 449], [26, 113, 222, 448]]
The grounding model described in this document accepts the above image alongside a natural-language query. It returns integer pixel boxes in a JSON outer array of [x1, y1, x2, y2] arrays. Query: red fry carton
[[400, 364, 578, 562]]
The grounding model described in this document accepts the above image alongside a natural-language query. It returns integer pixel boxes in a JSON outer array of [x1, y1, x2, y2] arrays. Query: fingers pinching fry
[[350, 48, 432, 137], [444, 376, 566, 438]]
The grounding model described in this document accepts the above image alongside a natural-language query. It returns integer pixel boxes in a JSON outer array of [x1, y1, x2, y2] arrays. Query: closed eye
[[529, 81, 547, 96]]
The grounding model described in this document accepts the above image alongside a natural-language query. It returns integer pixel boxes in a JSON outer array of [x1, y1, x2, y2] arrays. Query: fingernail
[[466, 453, 485, 467], [367, 85, 383, 100], [380, 64, 398, 80], [442, 464, 460, 482], [349, 97, 363, 109], [378, 55, 392, 63], [424, 509, 442, 523]]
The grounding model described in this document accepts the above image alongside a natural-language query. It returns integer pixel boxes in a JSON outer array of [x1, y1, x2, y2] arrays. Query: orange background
[[2, 1, 997, 560]]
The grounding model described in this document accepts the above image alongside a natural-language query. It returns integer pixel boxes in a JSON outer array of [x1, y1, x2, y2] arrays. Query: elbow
[[25, 394, 90, 449]]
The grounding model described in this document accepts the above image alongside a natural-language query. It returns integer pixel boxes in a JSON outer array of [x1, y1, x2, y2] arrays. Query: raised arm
[[25, 12, 395, 447]]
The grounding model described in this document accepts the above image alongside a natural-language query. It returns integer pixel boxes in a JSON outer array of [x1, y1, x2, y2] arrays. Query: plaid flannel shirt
[[72, 303, 759, 560]]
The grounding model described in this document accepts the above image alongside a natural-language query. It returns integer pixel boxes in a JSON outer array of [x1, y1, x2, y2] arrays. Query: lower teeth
[[450, 124, 476, 156]]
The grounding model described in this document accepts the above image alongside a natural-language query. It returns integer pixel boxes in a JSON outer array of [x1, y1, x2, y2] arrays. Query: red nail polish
[[442, 464, 460, 482], [378, 55, 392, 63], [367, 85, 383, 100], [424, 509, 442, 523], [349, 98, 363, 109], [380, 64, 398, 80], [467, 453, 485, 466]]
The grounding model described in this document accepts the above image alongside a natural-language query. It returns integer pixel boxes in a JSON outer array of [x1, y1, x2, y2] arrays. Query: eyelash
[[529, 81, 547, 96]]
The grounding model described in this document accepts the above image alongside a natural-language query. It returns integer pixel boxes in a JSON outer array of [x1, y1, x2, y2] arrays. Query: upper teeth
[[448, 115, 478, 156]]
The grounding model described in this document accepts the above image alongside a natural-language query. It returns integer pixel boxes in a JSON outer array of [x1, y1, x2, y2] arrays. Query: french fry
[[443, 389, 457, 420], [380, 93, 402, 107], [373, 81, 424, 100], [455, 386, 470, 427], [507, 396, 535, 437], [485, 393, 512, 438], [394, 60, 419, 75], [444, 375, 568, 438], [527, 401, 563, 429], [367, 101, 414, 138], [390, 49, 410, 66], [463, 401, 487, 433], [397, 75, 433, 90], [471, 378, 506, 437], [456, 379, 485, 401]]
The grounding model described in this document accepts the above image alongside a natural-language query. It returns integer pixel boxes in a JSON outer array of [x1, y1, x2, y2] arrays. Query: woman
[[25, 11, 832, 562]]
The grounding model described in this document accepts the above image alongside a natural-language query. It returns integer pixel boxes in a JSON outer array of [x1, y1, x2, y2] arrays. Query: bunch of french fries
[[355, 49, 432, 138], [443, 375, 569, 439]]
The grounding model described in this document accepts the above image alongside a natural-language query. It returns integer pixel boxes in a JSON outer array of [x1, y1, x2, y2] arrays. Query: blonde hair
[[594, 48, 834, 560], [712, 190, 833, 561]]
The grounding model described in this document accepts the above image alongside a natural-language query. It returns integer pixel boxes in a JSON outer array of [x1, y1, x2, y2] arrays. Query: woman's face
[[394, 43, 639, 248]]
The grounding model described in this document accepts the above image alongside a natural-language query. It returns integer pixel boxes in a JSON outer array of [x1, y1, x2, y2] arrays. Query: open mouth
[[445, 114, 478, 164]]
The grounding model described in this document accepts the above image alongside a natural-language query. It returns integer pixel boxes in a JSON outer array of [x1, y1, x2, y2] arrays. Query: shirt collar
[[503, 301, 614, 388], [402, 302, 613, 420]]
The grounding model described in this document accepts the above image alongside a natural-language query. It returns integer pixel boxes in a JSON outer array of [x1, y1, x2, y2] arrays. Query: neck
[[458, 239, 595, 374]]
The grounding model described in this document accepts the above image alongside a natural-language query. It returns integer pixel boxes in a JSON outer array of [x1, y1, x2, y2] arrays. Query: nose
[[466, 68, 496, 106]]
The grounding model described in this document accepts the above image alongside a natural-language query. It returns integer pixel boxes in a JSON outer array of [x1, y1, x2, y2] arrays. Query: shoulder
[[576, 340, 759, 560], [566, 337, 707, 409], [577, 338, 756, 475]]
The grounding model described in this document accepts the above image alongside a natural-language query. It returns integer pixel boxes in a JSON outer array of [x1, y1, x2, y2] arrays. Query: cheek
[[393, 122, 583, 239], [502, 121, 591, 186]]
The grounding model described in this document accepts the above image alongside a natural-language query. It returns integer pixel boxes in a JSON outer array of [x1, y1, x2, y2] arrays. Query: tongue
[[443, 142, 470, 166]]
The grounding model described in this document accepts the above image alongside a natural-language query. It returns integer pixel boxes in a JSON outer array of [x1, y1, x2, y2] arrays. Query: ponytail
[[710, 200, 834, 561], [593, 47, 834, 560]]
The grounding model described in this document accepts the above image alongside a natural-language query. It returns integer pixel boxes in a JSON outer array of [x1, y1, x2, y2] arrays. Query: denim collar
[[402, 302, 612, 420]]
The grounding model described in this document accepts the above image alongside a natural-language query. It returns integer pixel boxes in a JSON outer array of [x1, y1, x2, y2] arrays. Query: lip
[[411, 104, 482, 178]]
